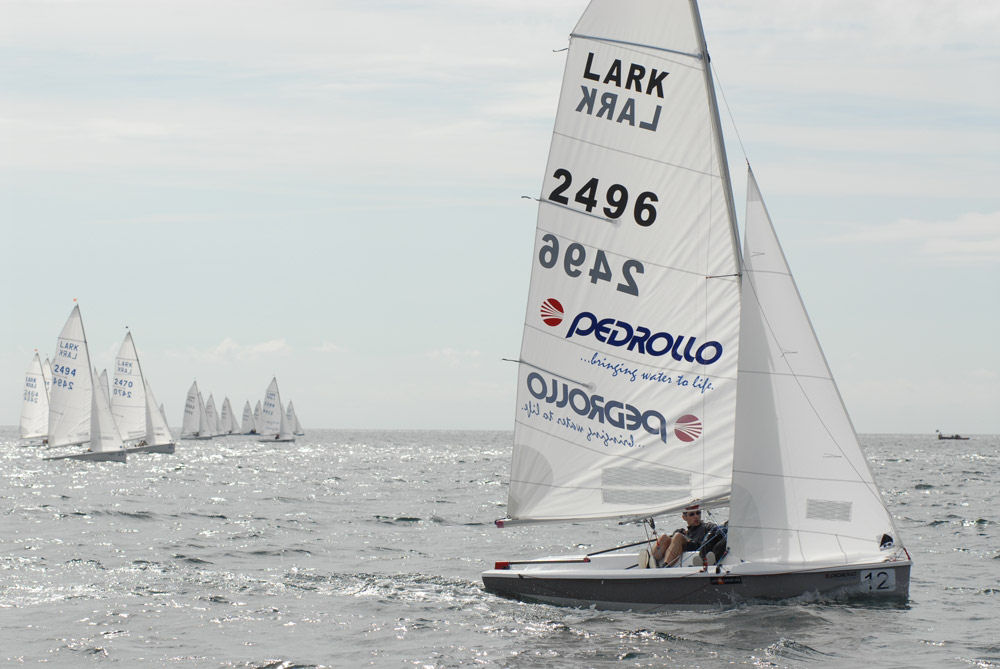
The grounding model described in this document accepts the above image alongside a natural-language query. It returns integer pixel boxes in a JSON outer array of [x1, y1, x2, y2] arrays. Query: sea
[[1, 428, 997, 668]]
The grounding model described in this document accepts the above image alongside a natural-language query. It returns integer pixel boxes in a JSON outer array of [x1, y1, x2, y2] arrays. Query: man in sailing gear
[[651, 506, 717, 567]]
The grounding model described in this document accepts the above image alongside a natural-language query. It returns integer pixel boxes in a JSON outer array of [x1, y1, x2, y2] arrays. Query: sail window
[[805, 499, 852, 522]]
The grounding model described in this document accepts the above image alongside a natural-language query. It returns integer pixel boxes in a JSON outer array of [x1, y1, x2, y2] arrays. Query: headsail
[[20, 353, 50, 440], [110, 332, 148, 440], [91, 367, 125, 454], [48, 305, 93, 447], [505, 0, 741, 523], [727, 168, 900, 566], [144, 379, 174, 446]]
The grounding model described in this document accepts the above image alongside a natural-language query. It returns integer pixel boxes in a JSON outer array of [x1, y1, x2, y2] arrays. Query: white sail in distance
[[727, 169, 900, 567], [505, 0, 741, 523], [241, 401, 256, 434], [144, 379, 174, 446], [110, 332, 148, 441], [181, 381, 201, 438], [220, 397, 236, 434], [48, 305, 94, 447], [205, 394, 220, 436], [20, 353, 50, 440], [286, 401, 304, 435], [260, 378, 283, 437]]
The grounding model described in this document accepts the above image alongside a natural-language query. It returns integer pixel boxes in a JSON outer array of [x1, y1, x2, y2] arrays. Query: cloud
[[823, 210, 1000, 266], [167, 337, 291, 363], [312, 341, 347, 354], [425, 348, 482, 368]]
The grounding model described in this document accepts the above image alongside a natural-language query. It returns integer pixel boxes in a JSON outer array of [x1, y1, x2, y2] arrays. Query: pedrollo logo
[[541, 299, 723, 365]]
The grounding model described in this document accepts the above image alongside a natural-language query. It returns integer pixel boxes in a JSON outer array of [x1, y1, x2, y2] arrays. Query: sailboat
[[204, 394, 221, 437], [180, 381, 212, 439], [258, 377, 295, 442], [219, 397, 237, 434], [253, 400, 263, 431], [45, 305, 127, 462], [20, 352, 50, 444], [109, 331, 175, 454], [241, 400, 257, 434], [481, 0, 910, 608], [285, 400, 305, 436], [131, 379, 176, 453]]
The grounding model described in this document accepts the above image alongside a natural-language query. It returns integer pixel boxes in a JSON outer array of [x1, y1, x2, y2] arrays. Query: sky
[[2, 0, 998, 433]]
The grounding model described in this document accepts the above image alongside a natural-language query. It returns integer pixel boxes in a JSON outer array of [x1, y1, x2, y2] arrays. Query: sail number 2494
[[538, 233, 644, 297]]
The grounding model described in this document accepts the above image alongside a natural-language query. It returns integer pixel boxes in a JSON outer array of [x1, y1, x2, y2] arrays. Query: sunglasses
[[683, 511, 701, 517]]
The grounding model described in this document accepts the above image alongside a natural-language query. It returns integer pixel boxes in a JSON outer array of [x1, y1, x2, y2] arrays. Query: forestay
[[727, 169, 900, 566], [506, 0, 742, 523], [111, 333, 148, 440], [48, 305, 93, 447]]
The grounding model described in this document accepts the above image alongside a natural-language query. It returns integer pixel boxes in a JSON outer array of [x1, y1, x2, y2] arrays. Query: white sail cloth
[[181, 381, 204, 438], [260, 378, 283, 436], [506, 0, 741, 523], [727, 169, 899, 567], [20, 353, 50, 440], [111, 332, 147, 440], [241, 401, 256, 434], [48, 306, 93, 447], [91, 368, 125, 453], [144, 380, 174, 446]]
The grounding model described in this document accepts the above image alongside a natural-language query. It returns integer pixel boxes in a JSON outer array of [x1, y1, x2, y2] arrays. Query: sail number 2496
[[547, 168, 658, 226], [538, 233, 644, 297]]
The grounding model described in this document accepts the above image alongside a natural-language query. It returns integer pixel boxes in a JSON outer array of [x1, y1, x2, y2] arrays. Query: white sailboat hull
[[124, 443, 176, 455], [483, 553, 911, 610], [44, 450, 127, 463]]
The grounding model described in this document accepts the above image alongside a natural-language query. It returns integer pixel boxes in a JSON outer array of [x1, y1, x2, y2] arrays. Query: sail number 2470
[[539, 233, 644, 297]]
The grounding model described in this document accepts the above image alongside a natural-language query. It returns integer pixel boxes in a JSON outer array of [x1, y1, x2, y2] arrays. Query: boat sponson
[[482, 560, 911, 610]]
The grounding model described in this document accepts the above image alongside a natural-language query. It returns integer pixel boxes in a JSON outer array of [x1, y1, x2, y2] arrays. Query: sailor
[[651, 506, 717, 567]]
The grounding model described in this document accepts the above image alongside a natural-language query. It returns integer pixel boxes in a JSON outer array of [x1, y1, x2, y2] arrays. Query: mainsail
[[727, 169, 900, 566], [205, 393, 220, 436], [20, 353, 50, 440], [505, 0, 741, 523], [220, 397, 235, 434], [286, 401, 304, 435], [48, 305, 93, 447], [241, 400, 256, 434], [260, 378, 283, 436], [181, 381, 202, 438], [110, 332, 148, 441]]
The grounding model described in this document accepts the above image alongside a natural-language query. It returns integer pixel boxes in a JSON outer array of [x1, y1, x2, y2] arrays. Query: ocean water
[[1, 428, 997, 667]]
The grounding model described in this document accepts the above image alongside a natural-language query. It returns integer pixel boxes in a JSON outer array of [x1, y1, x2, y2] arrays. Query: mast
[[689, 0, 743, 274]]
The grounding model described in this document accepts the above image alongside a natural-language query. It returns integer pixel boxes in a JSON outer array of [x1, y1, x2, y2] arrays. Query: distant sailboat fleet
[[19, 303, 305, 461]]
